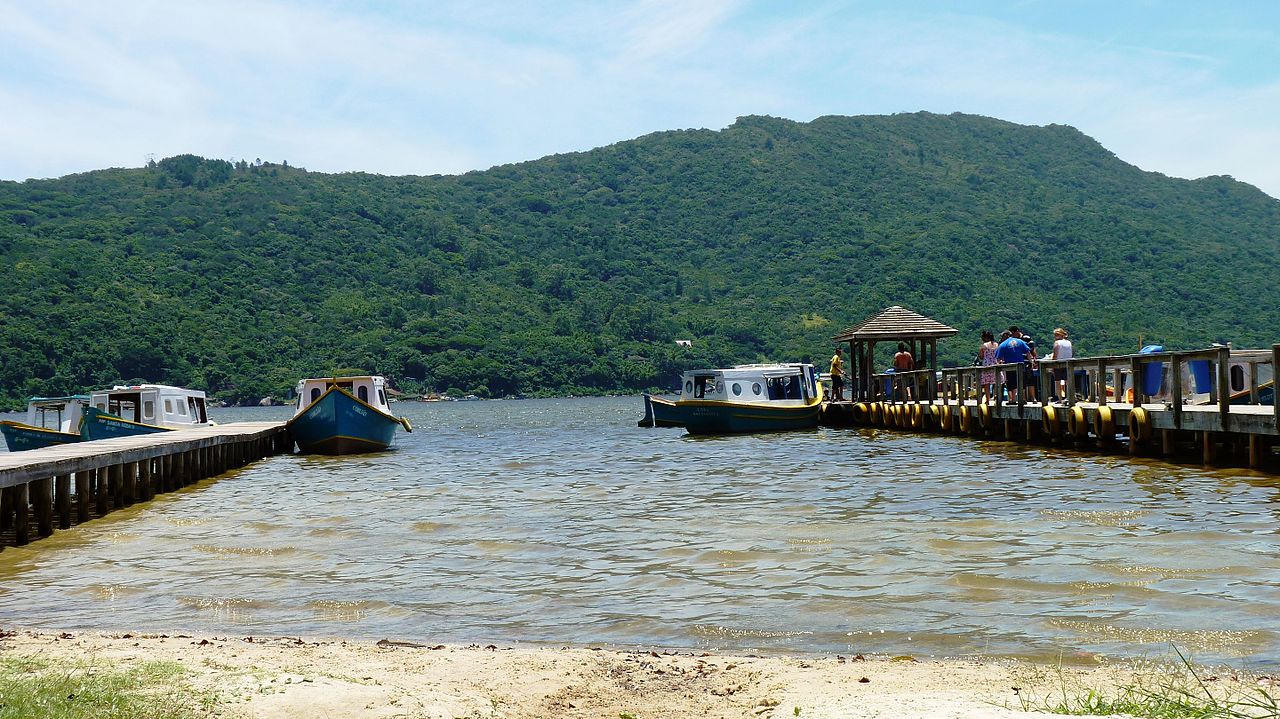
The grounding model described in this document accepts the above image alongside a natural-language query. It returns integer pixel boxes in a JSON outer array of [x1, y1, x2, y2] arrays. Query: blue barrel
[[881, 368, 896, 396], [1189, 360, 1212, 392], [1138, 345, 1164, 396]]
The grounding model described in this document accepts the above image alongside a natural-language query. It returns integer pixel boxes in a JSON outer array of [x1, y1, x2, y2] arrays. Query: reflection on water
[[1, 397, 1279, 666]]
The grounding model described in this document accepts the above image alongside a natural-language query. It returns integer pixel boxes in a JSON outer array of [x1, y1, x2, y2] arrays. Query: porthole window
[[752, 382, 762, 395], [684, 380, 693, 394], [1230, 365, 1245, 392], [714, 380, 724, 393], [732, 383, 742, 396]]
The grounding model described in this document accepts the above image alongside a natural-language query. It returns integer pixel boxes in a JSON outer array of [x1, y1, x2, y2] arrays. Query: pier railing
[[869, 345, 1277, 432]]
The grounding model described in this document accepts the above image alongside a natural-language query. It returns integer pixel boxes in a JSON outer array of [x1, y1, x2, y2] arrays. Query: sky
[[2, 0, 1279, 198]]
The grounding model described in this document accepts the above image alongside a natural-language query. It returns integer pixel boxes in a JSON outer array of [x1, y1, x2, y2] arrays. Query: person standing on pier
[[893, 343, 915, 400], [978, 330, 999, 403], [995, 330, 1031, 401], [829, 346, 846, 402], [1050, 328, 1073, 401]]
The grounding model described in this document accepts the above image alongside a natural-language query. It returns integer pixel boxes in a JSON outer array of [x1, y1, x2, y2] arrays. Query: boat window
[[379, 389, 387, 406], [752, 383, 761, 396], [311, 388, 321, 402], [164, 399, 173, 414], [1230, 365, 1245, 392], [143, 401, 155, 420], [176, 400, 187, 416], [693, 375, 715, 399], [684, 380, 693, 394], [731, 383, 742, 396], [96, 402, 106, 411], [766, 376, 803, 400], [358, 386, 369, 403]]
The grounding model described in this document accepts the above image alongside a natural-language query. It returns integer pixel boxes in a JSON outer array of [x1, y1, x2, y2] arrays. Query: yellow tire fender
[[1128, 406, 1152, 442], [1042, 405, 1060, 435], [1093, 405, 1114, 439], [1069, 406, 1089, 438]]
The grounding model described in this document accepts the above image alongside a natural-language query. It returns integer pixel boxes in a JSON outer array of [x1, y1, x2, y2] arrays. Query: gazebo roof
[[833, 305, 959, 342]]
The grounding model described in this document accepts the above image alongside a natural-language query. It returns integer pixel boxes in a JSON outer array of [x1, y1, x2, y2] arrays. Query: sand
[[0, 630, 1192, 719]]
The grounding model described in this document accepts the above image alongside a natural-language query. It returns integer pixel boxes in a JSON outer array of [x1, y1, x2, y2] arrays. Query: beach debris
[[853, 654, 866, 661], [376, 639, 428, 648], [890, 655, 917, 662], [859, 677, 870, 683]]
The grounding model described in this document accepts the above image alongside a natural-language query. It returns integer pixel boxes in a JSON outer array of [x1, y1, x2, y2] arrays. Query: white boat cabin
[[89, 385, 212, 427], [679, 364, 820, 404], [294, 376, 394, 416], [23, 395, 88, 433]]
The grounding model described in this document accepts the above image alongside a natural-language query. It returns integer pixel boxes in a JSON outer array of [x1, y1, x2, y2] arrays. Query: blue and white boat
[[286, 376, 412, 455], [0, 395, 88, 451], [639, 363, 822, 434], [80, 384, 214, 441]]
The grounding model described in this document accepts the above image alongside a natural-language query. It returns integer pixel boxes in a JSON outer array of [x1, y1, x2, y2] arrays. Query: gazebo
[[832, 306, 958, 401]]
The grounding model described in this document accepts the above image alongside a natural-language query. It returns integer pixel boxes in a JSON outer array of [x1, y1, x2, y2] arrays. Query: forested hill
[[1, 112, 1278, 405]]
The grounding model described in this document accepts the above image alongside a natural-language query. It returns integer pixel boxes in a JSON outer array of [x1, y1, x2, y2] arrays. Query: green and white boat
[[639, 363, 822, 434]]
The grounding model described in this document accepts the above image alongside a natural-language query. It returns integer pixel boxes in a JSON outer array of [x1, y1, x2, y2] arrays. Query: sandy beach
[[6, 629, 1254, 719]]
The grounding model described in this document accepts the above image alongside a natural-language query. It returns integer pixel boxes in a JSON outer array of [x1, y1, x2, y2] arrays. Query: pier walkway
[[0, 422, 290, 548], [822, 345, 1279, 470]]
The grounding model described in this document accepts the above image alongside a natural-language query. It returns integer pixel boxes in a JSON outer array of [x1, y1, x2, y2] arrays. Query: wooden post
[[1216, 346, 1231, 431], [122, 462, 136, 506], [1162, 429, 1175, 457], [34, 477, 53, 538], [55, 474, 71, 530], [138, 460, 152, 502], [1249, 360, 1260, 405], [76, 471, 90, 522], [1274, 344, 1279, 433], [1171, 353, 1183, 430], [13, 483, 29, 545], [0, 486, 11, 531], [1203, 431, 1215, 465], [1129, 357, 1142, 409], [96, 466, 109, 515], [1250, 435, 1262, 469], [1097, 359, 1107, 406]]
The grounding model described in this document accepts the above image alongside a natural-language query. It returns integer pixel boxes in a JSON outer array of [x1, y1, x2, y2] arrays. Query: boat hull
[[286, 387, 404, 455], [645, 398, 821, 434], [0, 421, 83, 451], [79, 407, 174, 441], [638, 394, 685, 428]]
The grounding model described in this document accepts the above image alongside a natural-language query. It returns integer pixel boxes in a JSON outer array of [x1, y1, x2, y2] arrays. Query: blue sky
[[2, 1, 1279, 198]]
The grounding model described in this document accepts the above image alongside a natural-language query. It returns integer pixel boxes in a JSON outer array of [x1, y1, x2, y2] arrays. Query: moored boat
[[286, 376, 412, 455], [0, 395, 89, 451], [638, 363, 822, 434], [80, 385, 214, 441]]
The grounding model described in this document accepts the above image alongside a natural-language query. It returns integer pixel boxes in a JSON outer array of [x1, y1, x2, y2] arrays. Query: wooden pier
[[0, 422, 290, 549], [821, 344, 1280, 471]]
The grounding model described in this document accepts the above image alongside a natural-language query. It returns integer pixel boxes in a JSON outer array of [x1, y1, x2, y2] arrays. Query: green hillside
[[1, 112, 1277, 405]]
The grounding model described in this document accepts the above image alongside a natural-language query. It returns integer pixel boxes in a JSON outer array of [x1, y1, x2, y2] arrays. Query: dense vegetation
[[1, 112, 1277, 406]]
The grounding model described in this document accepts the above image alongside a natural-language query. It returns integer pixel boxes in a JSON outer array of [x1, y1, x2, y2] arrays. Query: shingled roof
[[832, 306, 958, 341]]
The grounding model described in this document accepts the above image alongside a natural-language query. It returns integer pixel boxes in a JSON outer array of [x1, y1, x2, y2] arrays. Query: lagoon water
[[1, 396, 1278, 666]]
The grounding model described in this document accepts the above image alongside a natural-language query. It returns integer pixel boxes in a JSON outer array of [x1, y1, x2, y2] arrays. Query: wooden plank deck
[[0, 422, 286, 489]]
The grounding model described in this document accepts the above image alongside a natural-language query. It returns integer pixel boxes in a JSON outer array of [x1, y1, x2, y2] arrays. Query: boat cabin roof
[[27, 395, 89, 406], [682, 364, 812, 380], [91, 384, 206, 399]]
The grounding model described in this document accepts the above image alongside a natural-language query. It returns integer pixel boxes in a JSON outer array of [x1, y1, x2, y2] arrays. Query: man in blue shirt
[[996, 330, 1031, 400]]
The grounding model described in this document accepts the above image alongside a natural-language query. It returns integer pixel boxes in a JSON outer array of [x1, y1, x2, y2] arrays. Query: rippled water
[[2, 397, 1278, 665]]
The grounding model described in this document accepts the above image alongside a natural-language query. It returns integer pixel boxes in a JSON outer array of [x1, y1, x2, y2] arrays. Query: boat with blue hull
[[638, 363, 822, 434], [0, 395, 88, 451], [79, 385, 213, 441], [286, 376, 412, 455]]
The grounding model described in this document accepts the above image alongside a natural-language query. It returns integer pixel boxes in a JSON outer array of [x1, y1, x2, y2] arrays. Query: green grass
[[0, 655, 219, 719], [1015, 648, 1279, 719]]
